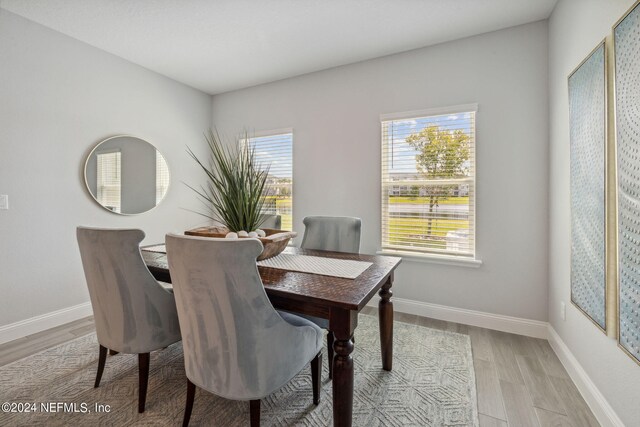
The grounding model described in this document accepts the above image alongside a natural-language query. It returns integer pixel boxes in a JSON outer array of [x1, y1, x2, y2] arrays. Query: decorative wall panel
[[615, 1, 640, 364], [569, 42, 607, 331]]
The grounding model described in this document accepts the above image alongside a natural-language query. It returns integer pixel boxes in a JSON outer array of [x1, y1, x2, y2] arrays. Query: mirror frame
[[84, 134, 171, 215]]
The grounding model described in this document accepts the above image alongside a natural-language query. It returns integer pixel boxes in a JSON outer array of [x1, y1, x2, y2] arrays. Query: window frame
[[379, 103, 480, 265], [155, 150, 170, 205], [95, 149, 122, 214], [241, 128, 294, 231]]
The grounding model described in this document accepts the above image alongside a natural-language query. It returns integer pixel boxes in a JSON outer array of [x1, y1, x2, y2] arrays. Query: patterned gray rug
[[0, 314, 478, 426]]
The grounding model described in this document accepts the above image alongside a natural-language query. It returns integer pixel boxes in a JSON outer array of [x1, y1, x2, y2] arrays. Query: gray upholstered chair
[[76, 227, 181, 413], [259, 213, 282, 230], [301, 216, 361, 254], [165, 233, 323, 427], [300, 215, 362, 379]]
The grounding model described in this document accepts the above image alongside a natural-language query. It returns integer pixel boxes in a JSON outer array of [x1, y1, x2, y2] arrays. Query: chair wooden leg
[[310, 351, 322, 405], [138, 353, 150, 413], [94, 345, 107, 388], [327, 332, 334, 380], [182, 379, 196, 427], [250, 399, 260, 427], [109, 349, 119, 356]]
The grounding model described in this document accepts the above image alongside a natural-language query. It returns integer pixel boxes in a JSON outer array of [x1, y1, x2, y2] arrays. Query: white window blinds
[[381, 105, 476, 258], [96, 151, 121, 213], [246, 132, 293, 231], [156, 151, 170, 204]]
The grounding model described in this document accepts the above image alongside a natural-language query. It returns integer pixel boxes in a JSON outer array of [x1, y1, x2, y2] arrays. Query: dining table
[[141, 245, 402, 427]]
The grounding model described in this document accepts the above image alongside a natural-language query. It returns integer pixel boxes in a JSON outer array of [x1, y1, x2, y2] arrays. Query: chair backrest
[[259, 214, 281, 230], [301, 216, 362, 253], [76, 227, 180, 354], [165, 233, 317, 399]]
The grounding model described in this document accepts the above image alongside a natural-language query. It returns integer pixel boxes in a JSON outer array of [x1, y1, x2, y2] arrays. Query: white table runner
[[257, 253, 372, 279], [141, 245, 372, 279], [142, 244, 167, 253]]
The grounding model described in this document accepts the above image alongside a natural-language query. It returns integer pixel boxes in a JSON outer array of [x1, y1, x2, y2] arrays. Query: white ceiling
[[0, 0, 557, 94]]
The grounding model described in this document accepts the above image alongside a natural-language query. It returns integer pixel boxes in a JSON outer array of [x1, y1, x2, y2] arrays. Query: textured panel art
[[615, 1, 640, 364], [569, 43, 606, 331]]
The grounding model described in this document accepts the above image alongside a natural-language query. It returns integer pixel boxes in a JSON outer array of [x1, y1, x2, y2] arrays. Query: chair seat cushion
[[296, 313, 329, 330], [277, 311, 324, 352]]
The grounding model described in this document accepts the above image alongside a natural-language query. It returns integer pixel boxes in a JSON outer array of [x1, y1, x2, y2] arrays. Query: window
[[156, 151, 170, 204], [381, 104, 476, 258], [245, 131, 293, 231], [96, 150, 122, 213]]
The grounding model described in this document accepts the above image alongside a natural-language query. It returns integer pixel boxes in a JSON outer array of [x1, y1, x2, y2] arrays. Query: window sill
[[376, 250, 482, 268]]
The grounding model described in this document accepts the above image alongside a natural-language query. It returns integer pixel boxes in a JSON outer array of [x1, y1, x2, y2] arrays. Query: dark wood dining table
[[141, 245, 402, 427]]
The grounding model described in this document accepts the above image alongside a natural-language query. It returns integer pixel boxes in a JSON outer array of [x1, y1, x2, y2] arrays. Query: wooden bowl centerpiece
[[185, 227, 297, 260]]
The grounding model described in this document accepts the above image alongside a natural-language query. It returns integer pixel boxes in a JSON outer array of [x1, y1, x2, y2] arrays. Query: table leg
[[330, 309, 357, 427], [379, 275, 394, 371], [332, 333, 354, 427]]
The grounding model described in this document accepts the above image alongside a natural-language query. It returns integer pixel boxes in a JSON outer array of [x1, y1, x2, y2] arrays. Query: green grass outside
[[387, 216, 469, 249], [275, 198, 292, 231], [263, 196, 469, 244], [388, 216, 469, 237]]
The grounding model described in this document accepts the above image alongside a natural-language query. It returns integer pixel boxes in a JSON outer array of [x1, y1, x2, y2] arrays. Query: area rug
[[0, 314, 478, 426]]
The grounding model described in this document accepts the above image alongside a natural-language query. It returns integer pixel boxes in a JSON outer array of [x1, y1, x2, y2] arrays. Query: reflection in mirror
[[84, 136, 170, 215]]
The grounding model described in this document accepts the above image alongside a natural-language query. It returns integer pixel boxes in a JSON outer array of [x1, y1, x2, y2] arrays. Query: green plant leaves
[[187, 129, 269, 232]]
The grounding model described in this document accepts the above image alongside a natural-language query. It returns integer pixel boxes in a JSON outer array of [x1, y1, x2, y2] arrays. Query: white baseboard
[[547, 326, 624, 427], [367, 296, 548, 339], [0, 302, 93, 345]]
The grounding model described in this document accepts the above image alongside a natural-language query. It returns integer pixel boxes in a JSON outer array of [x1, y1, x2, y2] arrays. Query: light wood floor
[[0, 310, 598, 427]]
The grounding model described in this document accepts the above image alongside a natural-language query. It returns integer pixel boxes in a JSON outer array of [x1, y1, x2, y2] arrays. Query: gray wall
[[212, 21, 550, 321], [548, 0, 640, 424], [0, 9, 212, 325]]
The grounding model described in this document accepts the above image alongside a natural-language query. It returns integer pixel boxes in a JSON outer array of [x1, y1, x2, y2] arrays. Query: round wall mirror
[[84, 135, 170, 214]]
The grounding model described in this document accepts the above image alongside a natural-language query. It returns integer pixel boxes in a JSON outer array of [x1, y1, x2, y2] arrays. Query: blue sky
[[385, 112, 474, 174], [249, 133, 293, 179]]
